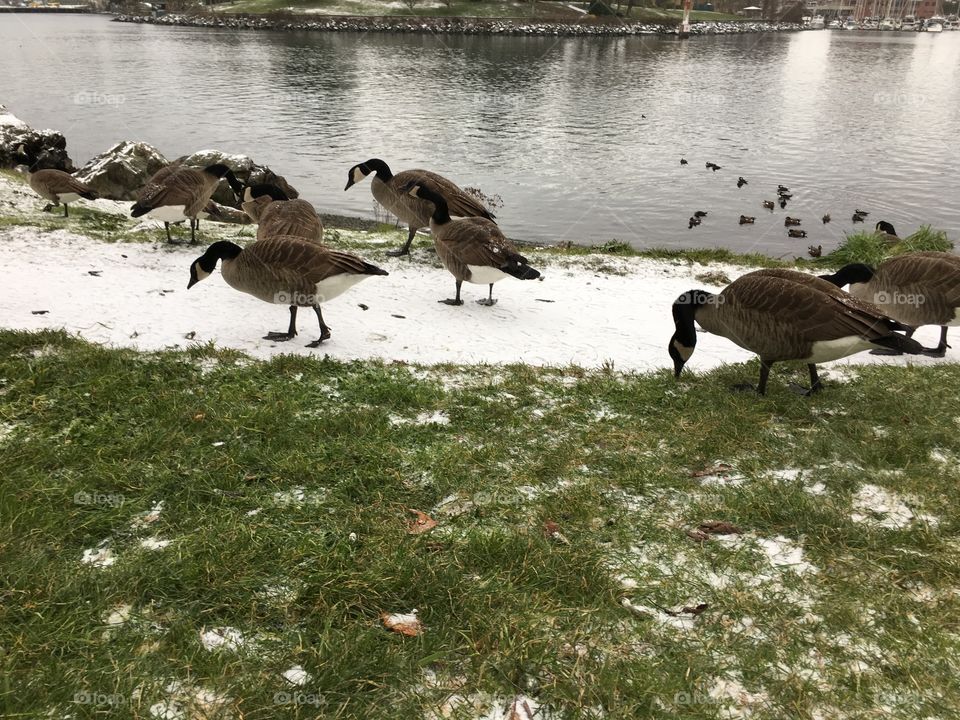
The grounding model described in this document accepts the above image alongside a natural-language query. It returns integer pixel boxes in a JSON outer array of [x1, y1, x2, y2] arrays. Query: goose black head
[[187, 241, 242, 289], [203, 163, 233, 179], [402, 182, 450, 223], [344, 158, 392, 191], [818, 263, 874, 290], [875, 220, 897, 236], [243, 183, 289, 203], [669, 290, 713, 378]]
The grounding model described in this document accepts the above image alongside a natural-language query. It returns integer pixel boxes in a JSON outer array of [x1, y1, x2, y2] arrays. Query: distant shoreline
[[111, 13, 803, 37]]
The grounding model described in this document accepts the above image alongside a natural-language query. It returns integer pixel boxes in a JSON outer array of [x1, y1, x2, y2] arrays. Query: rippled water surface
[[3, 16, 959, 253]]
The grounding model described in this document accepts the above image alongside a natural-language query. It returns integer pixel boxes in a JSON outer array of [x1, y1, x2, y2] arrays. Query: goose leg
[[63, 204, 69, 218], [440, 280, 464, 306], [476, 284, 497, 307], [305, 305, 332, 347], [732, 362, 771, 395], [922, 326, 950, 357], [190, 219, 197, 244], [386, 227, 417, 257], [264, 306, 298, 342], [164, 222, 172, 243], [789, 364, 823, 396]]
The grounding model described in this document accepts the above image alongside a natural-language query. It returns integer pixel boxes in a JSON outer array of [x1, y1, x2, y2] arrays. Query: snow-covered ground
[[0, 170, 954, 371]]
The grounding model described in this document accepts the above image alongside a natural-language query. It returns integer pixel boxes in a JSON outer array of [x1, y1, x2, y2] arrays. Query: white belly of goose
[[308, 273, 372, 304], [466, 265, 509, 285], [145, 205, 189, 223], [57, 192, 83, 204], [804, 337, 875, 363]]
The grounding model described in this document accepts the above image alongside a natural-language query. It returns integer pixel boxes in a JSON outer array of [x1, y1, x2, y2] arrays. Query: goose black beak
[[187, 278, 197, 290], [344, 178, 354, 191]]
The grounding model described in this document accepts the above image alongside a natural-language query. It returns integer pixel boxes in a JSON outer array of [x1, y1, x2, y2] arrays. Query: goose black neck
[[248, 184, 289, 202], [207, 241, 243, 262], [671, 290, 711, 347], [415, 185, 451, 224], [364, 158, 393, 181], [819, 263, 874, 288]]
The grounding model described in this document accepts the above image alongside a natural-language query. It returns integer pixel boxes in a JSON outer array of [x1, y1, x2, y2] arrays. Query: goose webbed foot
[[921, 346, 948, 358], [787, 382, 822, 397], [305, 330, 332, 348], [264, 331, 296, 342], [440, 298, 464, 306], [386, 247, 410, 257], [476, 298, 497, 307], [731, 383, 761, 395], [869, 348, 904, 356], [305, 306, 331, 347]]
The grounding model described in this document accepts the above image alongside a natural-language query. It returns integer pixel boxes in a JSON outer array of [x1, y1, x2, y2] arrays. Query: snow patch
[[81, 546, 116, 568], [282, 665, 311, 687], [140, 537, 172, 550], [200, 627, 247, 652], [850, 484, 938, 529]]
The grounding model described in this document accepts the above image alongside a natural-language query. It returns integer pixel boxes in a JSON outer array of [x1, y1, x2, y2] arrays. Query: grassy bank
[[1, 331, 959, 717]]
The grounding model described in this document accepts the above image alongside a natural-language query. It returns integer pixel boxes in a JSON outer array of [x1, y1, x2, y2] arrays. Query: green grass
[[822, 225, 953, 268], [1, 329, 960, 718]]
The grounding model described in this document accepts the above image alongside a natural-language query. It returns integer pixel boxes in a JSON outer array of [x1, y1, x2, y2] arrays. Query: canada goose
[[689, 216, 701, 229], [784, 217, 801, 226], [737, 177, 748, 188], [778, 192, 793, 200], [820, 252, 960, 357], [187, 235, 388, 346], [241, 184, 324, 244], [131, 164, 240, 244], [808, 245, 822, 258], [680, 158, 689, 165], [15, 146, 97, 217], [762, 200, 775, 210], [875, 220, 897, 237], [822, 214, 831, 224], [705, 162, 721, 171], [403, 183, 539, 306], [693, 210, 708, 219], [852, 213, 865, 223], [344, 158, 494, 257], [788, 229, 808, 238], [668, 269, 923, 395], [777, 185, 789, 193], [779, 198, 788, 209], [739, 215, 755, 225], [855, 209, 869, 216]]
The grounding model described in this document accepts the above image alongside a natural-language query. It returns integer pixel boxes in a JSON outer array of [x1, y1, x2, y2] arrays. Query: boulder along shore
[[111, 14, 803, 37]]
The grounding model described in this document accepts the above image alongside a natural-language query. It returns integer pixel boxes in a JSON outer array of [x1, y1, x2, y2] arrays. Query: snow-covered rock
[[0, 104, 73, 171], [74, 141, 169, 201]]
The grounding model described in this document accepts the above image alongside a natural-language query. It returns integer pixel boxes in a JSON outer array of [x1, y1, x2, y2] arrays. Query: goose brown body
[[26, 169, 98, 216], [248, 198, 324, 244], [821, 252, 960, 356], [188, 235, 387, 345], [670, 269, 923, 394], [345, 159, 494, 256]]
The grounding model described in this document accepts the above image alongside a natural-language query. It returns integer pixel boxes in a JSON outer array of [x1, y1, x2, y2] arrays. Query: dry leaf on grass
[[381, 610, 422, 637], [686, 529, 710, 543], [407, 509, 438, 535], [690, 463, 734, 478], [542, 520, 571, 545], [698, 520, 742, 535]]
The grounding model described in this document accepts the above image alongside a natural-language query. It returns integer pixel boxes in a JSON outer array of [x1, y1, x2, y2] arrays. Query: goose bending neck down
[[404, 182, 539, 306], [669, 269, 924, 396], [187, 237, 388, 346]]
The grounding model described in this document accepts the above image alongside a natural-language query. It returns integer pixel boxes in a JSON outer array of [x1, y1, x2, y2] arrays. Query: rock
[[0, 104, 74, 171], [73, 141, 169, 201]]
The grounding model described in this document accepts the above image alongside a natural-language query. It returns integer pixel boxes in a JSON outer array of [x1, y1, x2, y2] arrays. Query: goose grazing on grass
[[242, 184, 324, 244], [15, 146, 98, 217], [875, 220, 897, 237], [668, 269, 924, 396], [344, 158, 494, 257], [820, 252, 960, 357], [403, 182, 539, 306], [131, 163, 240, 244], [187, 235, 388, 346]]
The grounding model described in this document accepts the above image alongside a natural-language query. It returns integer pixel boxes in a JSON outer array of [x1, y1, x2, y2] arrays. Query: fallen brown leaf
[[381, 610, 422, 637], [686, 529, 710, 543], [690, 463, 734, 478], [407, 509, 437, 535], [698, 520, 742, 535], [680, 603, 709, 615]]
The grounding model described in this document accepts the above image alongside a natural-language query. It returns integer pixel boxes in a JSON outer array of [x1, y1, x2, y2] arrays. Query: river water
[[2, 15, 958, 254]]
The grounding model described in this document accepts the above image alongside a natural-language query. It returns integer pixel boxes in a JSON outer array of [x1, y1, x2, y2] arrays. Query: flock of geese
[[13, 150, 960, 397]]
